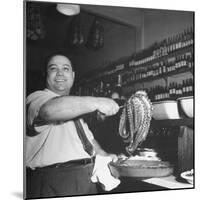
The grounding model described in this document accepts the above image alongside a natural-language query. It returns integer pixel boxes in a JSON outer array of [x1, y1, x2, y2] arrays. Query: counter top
[[142, 175, 193, 189]]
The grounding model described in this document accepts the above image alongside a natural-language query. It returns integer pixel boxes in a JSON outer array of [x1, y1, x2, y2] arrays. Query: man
[[26, 53, 120, 198]]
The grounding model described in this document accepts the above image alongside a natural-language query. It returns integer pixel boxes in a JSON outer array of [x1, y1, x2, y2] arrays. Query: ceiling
[[80, 4, 144, 28], [30, 2, 145, 28]]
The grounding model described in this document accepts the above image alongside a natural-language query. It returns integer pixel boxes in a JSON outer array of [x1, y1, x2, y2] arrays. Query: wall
[[122, 9, 194, 97], [143, 9, 194, 49], [72, 13, 137, 77], [26, 4, 194, 97], [26, 4, 137, 95]]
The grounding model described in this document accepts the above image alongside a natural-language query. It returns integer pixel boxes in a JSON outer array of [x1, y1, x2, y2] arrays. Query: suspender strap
[[74, 119, 94, 156]]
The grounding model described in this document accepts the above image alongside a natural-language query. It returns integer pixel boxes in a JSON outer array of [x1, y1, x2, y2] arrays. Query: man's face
[[46, 55, 75, 95]]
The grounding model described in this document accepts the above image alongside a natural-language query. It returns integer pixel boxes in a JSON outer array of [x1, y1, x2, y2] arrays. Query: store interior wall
[[26, 4, 137, 95], [143, 9, 194, 48], [26, 3, 194, 96], [124, 9, 194, 96]]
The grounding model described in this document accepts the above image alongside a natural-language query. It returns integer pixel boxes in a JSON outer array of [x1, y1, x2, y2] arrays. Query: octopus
[[119, 91, 153, 155]]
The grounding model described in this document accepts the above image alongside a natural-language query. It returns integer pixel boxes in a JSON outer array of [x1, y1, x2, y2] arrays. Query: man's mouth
[[55, 79, 67, 82]]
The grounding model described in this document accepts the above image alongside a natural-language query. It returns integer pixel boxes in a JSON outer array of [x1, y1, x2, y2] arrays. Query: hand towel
[[91, 154, 120, 191]]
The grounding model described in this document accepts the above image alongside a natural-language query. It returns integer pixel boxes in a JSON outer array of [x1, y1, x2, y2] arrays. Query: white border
[[1, 0, 199, 200]]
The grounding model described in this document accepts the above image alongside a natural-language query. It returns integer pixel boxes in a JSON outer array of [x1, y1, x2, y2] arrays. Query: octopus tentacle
[[118, 91, 153, 155]]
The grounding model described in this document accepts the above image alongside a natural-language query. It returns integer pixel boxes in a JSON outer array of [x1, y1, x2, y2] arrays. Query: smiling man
[[46, 55, 75, 95], [25, 53, 120, 199]]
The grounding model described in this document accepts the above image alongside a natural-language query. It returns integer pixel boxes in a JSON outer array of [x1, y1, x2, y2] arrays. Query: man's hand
[[95, 97, 119, 116], [107, 153, 118, 163]]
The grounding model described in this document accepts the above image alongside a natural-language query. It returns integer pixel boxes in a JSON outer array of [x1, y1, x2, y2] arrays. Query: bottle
[[159, 86, 162, 100], [186, 52, 192, 69], [159, 86, 163, 100], [191, 52, 194, 70], [166, 85, 170, 100], [162, 61, 167, 74], [183, 54, 187, 69], [185, 79, 189, 96], [163, 85, 168, 100], [166, 60, 170, 73], [183, 29, 187, 48], [167, 37, 171, 53], [172, 35, 176, 52], [191, 78, 194, 96], [178, 55, 182, 70], [186, 27, 191, 46], [189, 78, 194, 96], [163, 39, 168, 56], [169, 83, 173, 99], [169, 82, 173, 99], [150, 65, 154, 77], [175, 55, 179, 70], [182, 80, 186, 96], [156, 86, 160, 101], [178, 33, 182, 49], [175, 34, 179, 50], [169, 37, 173, 53], [180, 32, 184, 48], [159, 62, 163, 75], [171, 82, 177, 100], [190, 26, 194, 45], [116, 74, 122, 87], [154, 86, 157, 101], [178, 83, 183, 98], [99, 81, 104, 97], [175, 82, 179, 99]]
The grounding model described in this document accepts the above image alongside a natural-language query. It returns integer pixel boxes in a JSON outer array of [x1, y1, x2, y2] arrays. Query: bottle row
[[76, 77, 194, 102], [129, 26, 194, 66], [122, 51, 193, 85], [76, 27, 194, 98], [147, 78, 194, 102]]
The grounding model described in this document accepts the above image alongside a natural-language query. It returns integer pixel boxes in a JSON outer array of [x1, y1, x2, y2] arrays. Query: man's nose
[[56, 69, 64, 75]]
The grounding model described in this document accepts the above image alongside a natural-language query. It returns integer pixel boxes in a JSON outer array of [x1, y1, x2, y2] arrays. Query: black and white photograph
[[24, 0, 194, 199]]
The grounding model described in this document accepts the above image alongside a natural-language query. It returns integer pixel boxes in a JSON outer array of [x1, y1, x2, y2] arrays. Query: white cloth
[[91, 154, 120, 191], [26, 88, 94, 169]]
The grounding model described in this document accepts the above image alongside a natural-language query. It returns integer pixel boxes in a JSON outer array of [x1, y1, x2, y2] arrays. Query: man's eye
[[64, 67, 69, 71], [50, 67, 57, 71]]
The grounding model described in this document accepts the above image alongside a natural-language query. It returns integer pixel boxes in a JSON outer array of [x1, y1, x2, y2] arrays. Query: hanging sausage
[[68, 15, 84, 47], [86, 17, 104, 50], [26, 3, 46, 41]]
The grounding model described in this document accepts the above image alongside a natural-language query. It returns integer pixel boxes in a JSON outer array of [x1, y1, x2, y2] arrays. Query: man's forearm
[[39, 96, 98, 122]]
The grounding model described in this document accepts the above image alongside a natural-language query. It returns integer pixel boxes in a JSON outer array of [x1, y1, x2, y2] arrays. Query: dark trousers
[[26, 163, 98, 199]]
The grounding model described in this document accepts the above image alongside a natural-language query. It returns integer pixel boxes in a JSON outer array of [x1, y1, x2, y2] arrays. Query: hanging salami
[[87, 18, 104, 50]]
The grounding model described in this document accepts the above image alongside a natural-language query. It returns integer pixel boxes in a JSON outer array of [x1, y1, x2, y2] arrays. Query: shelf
[[80, 45, 194, 85], [151, 118, 194, 127], [123, 67, 193, 86], [130, 45, 193, 69], [76, 41, 194, 97]]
